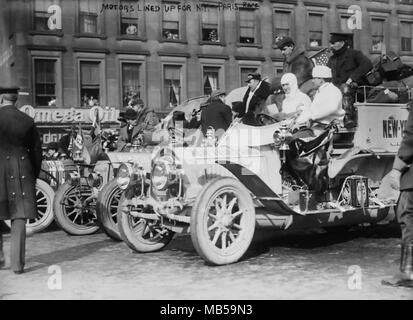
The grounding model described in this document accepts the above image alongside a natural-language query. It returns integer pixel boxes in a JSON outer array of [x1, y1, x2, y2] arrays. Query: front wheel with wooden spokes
[[190, 177, 256, 265], [117, 194, 174, 252], [53, 182, 99, 235]]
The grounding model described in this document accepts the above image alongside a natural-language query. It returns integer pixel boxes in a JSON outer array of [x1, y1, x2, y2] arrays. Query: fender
[[219, 161, 297, 216], [328, 148, 395, 180]]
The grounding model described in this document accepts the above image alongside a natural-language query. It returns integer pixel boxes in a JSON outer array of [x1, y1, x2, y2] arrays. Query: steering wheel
[[256, 113, 279, 125]]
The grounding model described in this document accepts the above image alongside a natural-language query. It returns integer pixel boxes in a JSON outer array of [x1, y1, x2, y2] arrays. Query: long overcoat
[[0, 105, 42, 220], [393, 104, 413, 190], [241, 81, 271, 125]]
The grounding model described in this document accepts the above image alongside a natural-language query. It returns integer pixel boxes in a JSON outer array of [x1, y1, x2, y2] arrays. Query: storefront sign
[[19, 105, 120, 124]]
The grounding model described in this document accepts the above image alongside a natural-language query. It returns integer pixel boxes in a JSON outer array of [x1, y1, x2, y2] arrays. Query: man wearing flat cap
[[240, 73, 270, 126], [275, 36, 314, 94], [201, 89, 233, 139], [328, 32, 373, 127], [328, 32, 372, 87], [0, 87, 42, 274]]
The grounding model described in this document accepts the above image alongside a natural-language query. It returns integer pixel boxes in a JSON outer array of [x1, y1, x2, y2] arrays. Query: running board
[[296, 203, 395, 216]]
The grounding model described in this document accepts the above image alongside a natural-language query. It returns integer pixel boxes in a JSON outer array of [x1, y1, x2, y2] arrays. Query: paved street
[[0, 222, 412, 300]]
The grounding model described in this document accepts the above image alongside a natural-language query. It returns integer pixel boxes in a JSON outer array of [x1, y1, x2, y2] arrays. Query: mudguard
[[328, 147, 394, 181]]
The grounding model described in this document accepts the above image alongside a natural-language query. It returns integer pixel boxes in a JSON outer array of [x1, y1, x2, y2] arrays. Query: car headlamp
[[152, 162, 169, 191], [87, 173, 103, 188], [117, 163, 134, 190], [273, 124, 292, 150], [66, 172, 80, 186], [273, 131, 282, 147], [151, 156, 180, 192]]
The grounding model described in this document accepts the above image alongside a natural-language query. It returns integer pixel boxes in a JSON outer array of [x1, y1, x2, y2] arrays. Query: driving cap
[[0, 86, 19, 101], [210, 89, 226, 100], [312, 65, 332, 78], [330, 32, 353, 43], [245, 73, 261, 83], [275, 36, 295, 49], [124, 108, 138, 120]]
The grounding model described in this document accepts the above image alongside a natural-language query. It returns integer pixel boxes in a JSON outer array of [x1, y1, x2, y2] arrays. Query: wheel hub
[[218, 213, 233, 229]]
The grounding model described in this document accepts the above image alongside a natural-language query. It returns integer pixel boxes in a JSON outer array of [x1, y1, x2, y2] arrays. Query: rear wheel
[[53, 182, 99, 235], [4, 179, 55, 236], [118, 195, 174, 252], [96, 179, 123, 241], [190, 177, 256, 265]]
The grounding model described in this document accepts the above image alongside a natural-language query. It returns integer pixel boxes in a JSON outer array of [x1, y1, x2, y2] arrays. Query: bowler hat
[[210, 89, 226, 100], [330, 32, 353, 43], [124, 108, 138, 120], [245, 73, 261, 83], [275, 36, 295, 49]]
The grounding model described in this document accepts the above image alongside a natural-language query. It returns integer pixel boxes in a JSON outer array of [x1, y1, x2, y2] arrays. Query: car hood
[[106, 151, 153, 171]]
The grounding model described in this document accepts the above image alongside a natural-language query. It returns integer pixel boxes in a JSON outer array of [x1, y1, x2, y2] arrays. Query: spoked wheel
[[190, 177, 256, 265], [118, 194, 174, 252], [4, 179, 55, 236], [96, 179, 123, 241], [53, 182, 100, 235]]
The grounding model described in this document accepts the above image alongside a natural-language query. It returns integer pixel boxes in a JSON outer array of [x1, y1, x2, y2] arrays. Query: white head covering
[[280, 73, 311, 115], [280, 73, 298, 98], [312, 65, 332, 78]]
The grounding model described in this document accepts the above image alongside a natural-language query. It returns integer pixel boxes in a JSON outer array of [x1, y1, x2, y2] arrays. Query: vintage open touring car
[[53, 96, 207, 239], [115, 87, 411, 265]]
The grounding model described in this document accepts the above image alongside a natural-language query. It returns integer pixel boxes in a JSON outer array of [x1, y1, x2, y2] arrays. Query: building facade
[[2, 0, 413, 126]]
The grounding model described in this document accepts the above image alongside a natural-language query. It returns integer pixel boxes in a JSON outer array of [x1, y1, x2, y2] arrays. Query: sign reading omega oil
[[19, 105, 119, 124]]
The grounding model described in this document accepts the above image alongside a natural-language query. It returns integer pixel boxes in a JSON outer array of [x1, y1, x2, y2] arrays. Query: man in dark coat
[[327, 33, 372, 87], [117, 108, 143, 151], [275, 36, 314, 94], [0, 87, 42, 274], [327, 32, 373, 128], [239, 73, 271, 126], [382, 103, 413, 288], [201, 89, 233, 139]]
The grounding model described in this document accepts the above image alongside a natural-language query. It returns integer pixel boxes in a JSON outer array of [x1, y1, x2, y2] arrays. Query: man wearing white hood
[[274, 73, 311, 121]]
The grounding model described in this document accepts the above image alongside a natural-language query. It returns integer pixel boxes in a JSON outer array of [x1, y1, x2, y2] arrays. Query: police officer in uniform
[[0, 87, 42, 274], [382, 104, 413, 288]]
